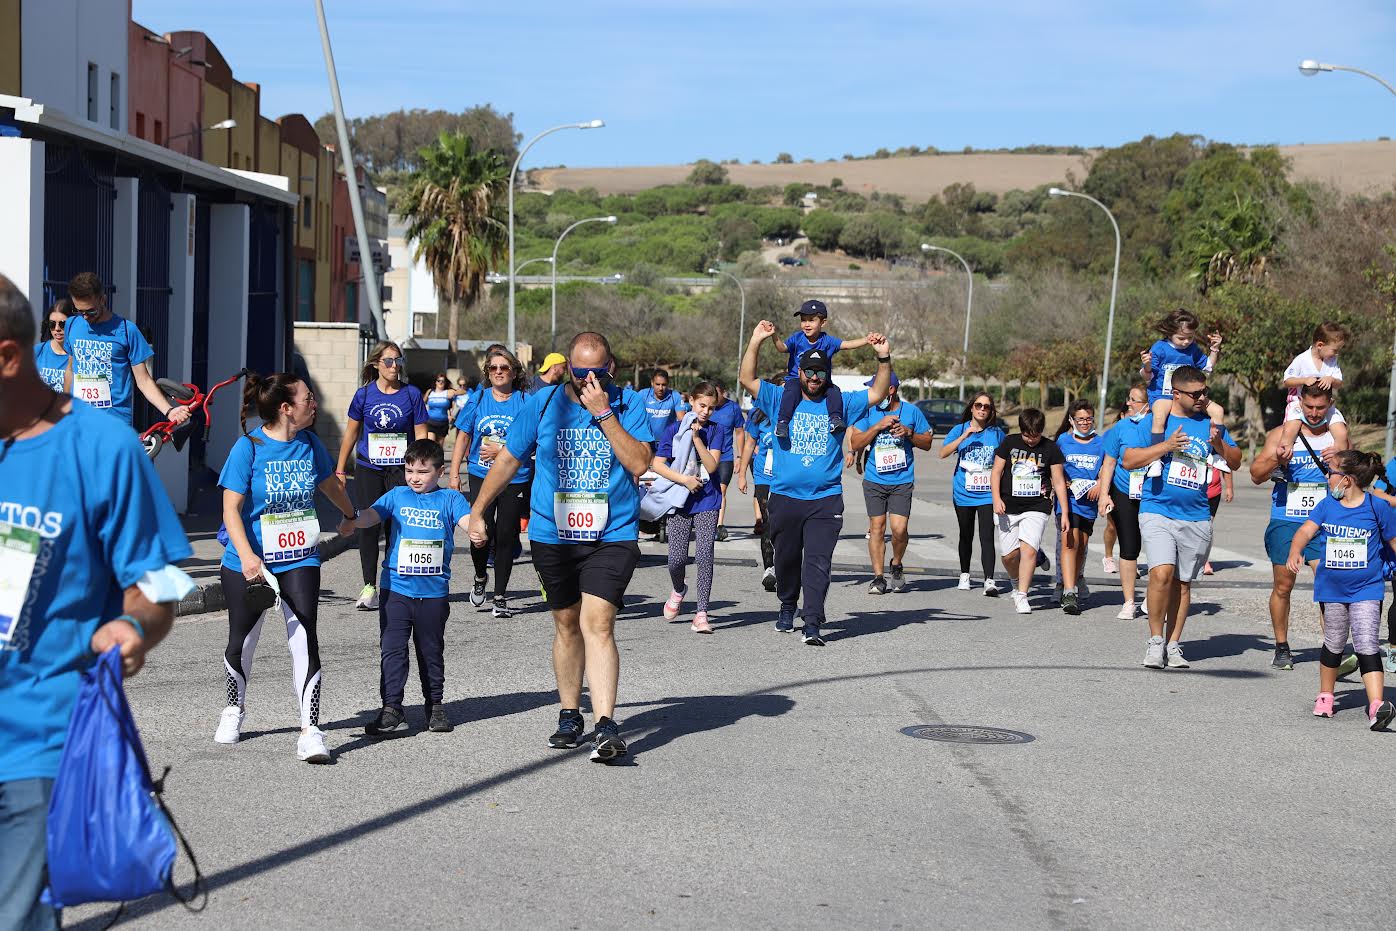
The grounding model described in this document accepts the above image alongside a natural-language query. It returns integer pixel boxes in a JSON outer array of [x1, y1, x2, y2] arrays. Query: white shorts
[[1284, 399, 1345, 425], [996, 511, 1049, 556]]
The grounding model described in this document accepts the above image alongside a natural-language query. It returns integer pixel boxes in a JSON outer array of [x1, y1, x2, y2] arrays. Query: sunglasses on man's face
[[572, 366, 614, 386], [1174, 387, 1209, 400], [801, 368, 828, 381]]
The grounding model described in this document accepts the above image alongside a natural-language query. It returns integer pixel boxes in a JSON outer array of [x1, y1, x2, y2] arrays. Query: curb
[[176, 533, 355, 617]]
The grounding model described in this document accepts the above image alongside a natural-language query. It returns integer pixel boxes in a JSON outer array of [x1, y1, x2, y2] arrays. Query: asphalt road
[[65, 450, 1391, 930]]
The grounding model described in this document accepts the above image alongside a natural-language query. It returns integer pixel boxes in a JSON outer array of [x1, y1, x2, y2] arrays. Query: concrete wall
[[1, 0, 21, 97], [207, 203, 249, 466], [293, 321, 363, 459], [22, 0, 127, 128], [0, 137, 45, 324]]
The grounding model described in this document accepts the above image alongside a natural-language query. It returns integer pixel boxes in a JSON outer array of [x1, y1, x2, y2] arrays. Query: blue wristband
[[593, 408, 615, 424], [114, 614, 145, 639]]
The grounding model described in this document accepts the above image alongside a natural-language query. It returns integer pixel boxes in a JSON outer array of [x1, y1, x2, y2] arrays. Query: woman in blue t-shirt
[[335, 341, 428, 611], [1052, 400, 1108, 615], [32, 299, 72, 392], [653, 382, 728, 633], [219, 372, 359, 762], [424, 373, 462, 442], [1286, 450, 1396, 730], [939, 392, 1006, 595], [449, 347, 533, 617]]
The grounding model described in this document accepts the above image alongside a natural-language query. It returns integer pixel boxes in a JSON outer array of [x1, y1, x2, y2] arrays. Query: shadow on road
[[826, 606, 987, 641], [616, 691, 796, 760], [323, 689, 558, 758]]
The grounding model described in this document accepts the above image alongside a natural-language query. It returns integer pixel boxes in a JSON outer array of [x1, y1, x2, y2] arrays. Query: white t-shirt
[[1283, 348, 1343, 404]]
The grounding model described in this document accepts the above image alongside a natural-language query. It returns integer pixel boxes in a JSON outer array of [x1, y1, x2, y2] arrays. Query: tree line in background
[[361, 110, 1396, 445]]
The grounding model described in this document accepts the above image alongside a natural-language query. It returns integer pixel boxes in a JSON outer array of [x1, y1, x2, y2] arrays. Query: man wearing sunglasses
[[1123, 366, 1240, 670], [740, 319, 892, 645], [60, 272, 191, 429], [467, 332, 654, 763], [1247, 383, 1346, 671]]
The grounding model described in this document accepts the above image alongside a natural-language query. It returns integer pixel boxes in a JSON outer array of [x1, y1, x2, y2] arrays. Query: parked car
[[913, 398, 1008, 437], [777, 256, 806, 266]]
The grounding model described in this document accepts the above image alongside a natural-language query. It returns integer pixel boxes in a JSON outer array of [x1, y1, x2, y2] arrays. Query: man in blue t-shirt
[[636, 368, 688, 445], [1123, 366, 1240, 670], [468, 332, 654, 764], [740, 319, 892, 645], [62, 271, 192, 429], [707, 384, 747, 541], [848, 373, 932, 595], [0, 275, 194, 931]]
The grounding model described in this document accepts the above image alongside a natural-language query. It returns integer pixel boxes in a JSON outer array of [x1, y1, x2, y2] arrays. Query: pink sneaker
[[1313, 693, 1334, 718], [1102, 556, 1117, 575], [1203, 561, 1215, 576], [691, 611, 713, 634], [663, 588, 686, 620]]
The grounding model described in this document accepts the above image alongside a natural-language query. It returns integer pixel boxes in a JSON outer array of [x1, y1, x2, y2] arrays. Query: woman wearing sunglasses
[[33, 299, 72, 392], [335, 341, 429, 610], [940, 392, 1006, 595], [449, 348, 532, 616], [424, 373, 461, 443]]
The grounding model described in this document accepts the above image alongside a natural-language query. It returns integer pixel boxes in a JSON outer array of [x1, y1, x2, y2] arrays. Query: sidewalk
[[174, 471, 354, 617]]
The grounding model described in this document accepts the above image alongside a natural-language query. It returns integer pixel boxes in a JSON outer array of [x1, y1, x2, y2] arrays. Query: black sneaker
[[589, 717, 628, 763], [1036, 550, 1050, 572], [775, 604, 796, 633], [492, 595, 511, 618], [868, 576, 888, 595], [890, 564, 907, 592], [366, 705, 406, 735], [828, 413, 845, 433], [470, 575, 487, 607], [801, 624, 826, 646], [774, 420, 790, 439], [716, 525, 729, 542], [762, 567, 777, 592], [1272, 646, 1295, 670], [548, 711, 586, 749], [427, 706, 453, 733], [1061, 591, 1081, 615]]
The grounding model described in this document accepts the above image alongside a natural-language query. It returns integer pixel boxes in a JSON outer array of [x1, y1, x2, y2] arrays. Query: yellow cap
[[540, 352, 567, 369]]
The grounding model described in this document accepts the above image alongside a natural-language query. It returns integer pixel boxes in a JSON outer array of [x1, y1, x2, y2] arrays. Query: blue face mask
[[876, 398, 893, 411], [1072, 428, 1096, 439], [1129, 411, 1148, 422]]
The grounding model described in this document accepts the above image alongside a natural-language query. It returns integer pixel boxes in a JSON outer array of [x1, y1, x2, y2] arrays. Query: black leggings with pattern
[[667, 509, 719, 613], [221, 565, 322, 727]]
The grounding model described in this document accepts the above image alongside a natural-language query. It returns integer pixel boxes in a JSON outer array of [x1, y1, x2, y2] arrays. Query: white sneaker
[[1012, 591, 1032, 614], [356, 584, 379, 610], [1165, 641, 1190, 669], [956, 573, 972, 591], [1142, 635, 1166, 668], [1102, 556, 1117, 574], [1116, 602, 1137, 620], [215, 706, 244, 744], [983, 579, 999, 597], [297, 726, 331, 763]]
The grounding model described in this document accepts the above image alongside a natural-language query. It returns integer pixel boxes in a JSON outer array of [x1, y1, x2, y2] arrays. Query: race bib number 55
[[555, 492, 608, 542]]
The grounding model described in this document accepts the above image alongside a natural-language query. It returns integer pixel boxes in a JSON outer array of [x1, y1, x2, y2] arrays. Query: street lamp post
[[1048, 187, 1121, 415], [1299, 59, 1396, 458], [167, 117, 236, 142], [920, 243, 974, 401], [551, 216, 617, 351], [509, 120, 604, 352], [707, 268, 747, 402], [512, 256, 554, 278]]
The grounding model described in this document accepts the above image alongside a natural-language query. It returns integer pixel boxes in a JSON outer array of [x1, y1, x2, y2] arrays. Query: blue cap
[[865, 372, 900, 387], [795, 299, 828, 318]]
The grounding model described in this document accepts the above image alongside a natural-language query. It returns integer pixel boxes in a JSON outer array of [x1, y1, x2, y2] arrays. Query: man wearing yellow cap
[[530, 352, 568, 395]]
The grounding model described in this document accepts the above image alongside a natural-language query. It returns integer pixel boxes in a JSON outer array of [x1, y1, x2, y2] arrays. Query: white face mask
[[1331, 480, 1348, 501]]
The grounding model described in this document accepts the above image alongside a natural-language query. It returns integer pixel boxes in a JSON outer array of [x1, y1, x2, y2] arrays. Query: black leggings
[[1387, 581, 1396, 646], [1108, 487, 1142, 561], [755, 484, 775, 570], [468, 475, 526, 596], [355, 465, 404, 586], [221, 565, 322, 727], [954, 503, 995, 577]]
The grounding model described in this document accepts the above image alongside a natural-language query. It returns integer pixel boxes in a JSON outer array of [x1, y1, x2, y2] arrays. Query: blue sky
[[131, 1, 1395, 167]]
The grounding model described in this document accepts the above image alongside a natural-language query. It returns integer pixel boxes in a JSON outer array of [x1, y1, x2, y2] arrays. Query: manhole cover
[[900, 725, 1034, 745]]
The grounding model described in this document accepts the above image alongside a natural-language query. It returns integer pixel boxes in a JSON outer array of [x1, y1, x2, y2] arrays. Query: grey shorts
[[1138, 512, 1212, 582], [863, 479, 914, 518]]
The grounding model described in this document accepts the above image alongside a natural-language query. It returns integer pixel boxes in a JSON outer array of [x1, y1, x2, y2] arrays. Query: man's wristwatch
[[876, 354, 892, 363], [342, 508, 359, 521]]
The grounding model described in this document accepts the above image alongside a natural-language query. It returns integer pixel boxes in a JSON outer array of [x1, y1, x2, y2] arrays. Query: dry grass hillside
[[534, 140, 1396, 199]]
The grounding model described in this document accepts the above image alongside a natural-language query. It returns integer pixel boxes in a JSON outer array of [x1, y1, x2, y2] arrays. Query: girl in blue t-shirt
[[218, 372, 359, 761], [33, 300, 72, 392], [1140, 309, 1225, 477], [652, 382, 728, 633], [424, 373, 461, 442], [1286, 450, 1396, 730], [335, 341, 428, 611], [939, 392, 1006, 594], [1052, 400, 1109, 615]]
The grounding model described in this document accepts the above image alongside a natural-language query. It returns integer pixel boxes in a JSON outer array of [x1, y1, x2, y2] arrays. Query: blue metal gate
[[42, 144, 114, 309], [135, 174, 172, 375], [246, 204, 279, 375]]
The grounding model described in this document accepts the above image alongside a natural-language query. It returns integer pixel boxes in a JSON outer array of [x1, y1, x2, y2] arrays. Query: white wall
[[207, 204, 249, 467], [0, 137, 45, 323], [22, 0, 127, 130]]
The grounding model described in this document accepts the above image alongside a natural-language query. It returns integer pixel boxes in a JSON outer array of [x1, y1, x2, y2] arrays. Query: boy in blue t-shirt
[[341, 440, 470, 735], [775, 298, 873, 437]]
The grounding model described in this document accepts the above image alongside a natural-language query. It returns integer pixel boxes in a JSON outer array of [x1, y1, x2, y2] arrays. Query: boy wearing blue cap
[[775, 299, 875, 437]]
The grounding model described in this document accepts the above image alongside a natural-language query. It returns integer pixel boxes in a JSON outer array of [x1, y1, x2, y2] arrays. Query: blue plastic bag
[[44, 646, 204, 912]]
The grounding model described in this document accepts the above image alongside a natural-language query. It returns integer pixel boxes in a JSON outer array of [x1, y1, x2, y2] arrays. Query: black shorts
[[426, 419, 449, 436], [1066, 513, 1096, 535], [531, 540, 641, 610], [717, 460, 734, 487]]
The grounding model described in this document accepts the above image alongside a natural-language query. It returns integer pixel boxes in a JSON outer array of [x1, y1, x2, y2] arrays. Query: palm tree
[[398, 131, 509, 373]]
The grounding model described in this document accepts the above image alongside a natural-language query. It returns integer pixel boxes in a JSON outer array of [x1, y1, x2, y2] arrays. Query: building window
[[86, 63, 98, 121], [345, 282, 358, 323], [109, 73, 120, 129], [297, 260, 315, 321], [135, 113, 145, 139], [154, 120, 163, 146], [302, 195, 312, 228]]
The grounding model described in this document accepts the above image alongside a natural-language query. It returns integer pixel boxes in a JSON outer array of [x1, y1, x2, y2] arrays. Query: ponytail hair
[[241, 372, 302, 441], [1333, 449, 1384, 489]]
